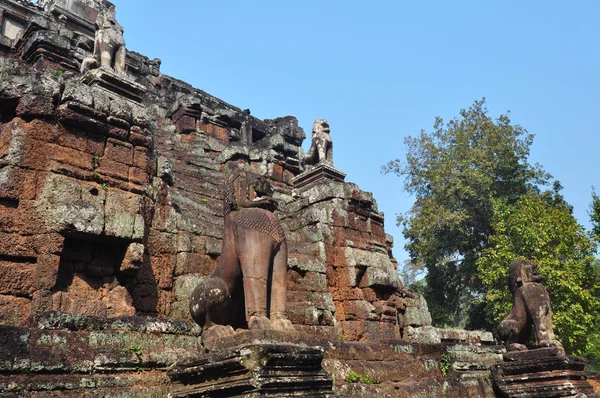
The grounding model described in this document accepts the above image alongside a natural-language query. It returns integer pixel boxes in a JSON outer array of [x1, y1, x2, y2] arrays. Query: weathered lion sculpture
[[303, 119, 333, 170], [190, 168, 293, 346], [497, 259, 563, 351], [80, 8, 126, 75]]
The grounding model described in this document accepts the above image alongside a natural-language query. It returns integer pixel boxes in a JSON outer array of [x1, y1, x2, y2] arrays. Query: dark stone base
[[293, 163, 346, 189], [81, 67, 146, 103], [491, 347, 596, 397], [168, 330, 334, 397]]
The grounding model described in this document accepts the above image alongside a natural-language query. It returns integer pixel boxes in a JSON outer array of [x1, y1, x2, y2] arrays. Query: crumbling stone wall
[[0, 0, 435, 343], [0, 1, 513, 397], [0, 0, 479, 346], [0, 57, 154, 322]]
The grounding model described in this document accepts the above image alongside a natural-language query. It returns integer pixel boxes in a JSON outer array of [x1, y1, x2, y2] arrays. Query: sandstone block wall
[[0, 1, 513, 397], [0, 0, 417, 343]]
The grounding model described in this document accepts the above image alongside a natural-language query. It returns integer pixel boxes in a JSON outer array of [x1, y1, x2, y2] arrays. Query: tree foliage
[[383, 99, 551, 326], [590, 188, 600, 242], [478, 195, 600, 357]]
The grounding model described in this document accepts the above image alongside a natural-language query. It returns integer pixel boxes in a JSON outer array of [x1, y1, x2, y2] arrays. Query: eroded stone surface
[[0, 1, 541, 397], [491, 347, 596, 397]]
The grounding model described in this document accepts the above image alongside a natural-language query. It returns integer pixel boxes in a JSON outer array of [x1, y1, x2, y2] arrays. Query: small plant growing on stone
[[56, 70, 63, 78], [91, 155, 99, 170], [440, 353, 451, 377], [345, 369, 379, 384], [102, 182, 109, 191], [121, 344, 143, 357]]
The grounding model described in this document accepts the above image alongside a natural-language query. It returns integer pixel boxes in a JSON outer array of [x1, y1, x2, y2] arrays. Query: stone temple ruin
[[0, 1, 596, 397]]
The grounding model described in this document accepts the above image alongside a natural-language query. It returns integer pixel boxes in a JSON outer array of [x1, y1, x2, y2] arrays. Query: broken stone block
[[119, 243, 144, 274], [491, 347, 595, 397], [403, 294, 432, 327], [102, 283, 135, 317], [168, 330, 333, 397], [404, 325, 441, 344], [37, 173, 105, 235], [104, 189, 144, 240]]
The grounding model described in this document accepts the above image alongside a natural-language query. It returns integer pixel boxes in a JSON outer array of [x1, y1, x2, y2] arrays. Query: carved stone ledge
[[81, 67, 145, 103], [168, 330, 334, 397], [491, 347, 596, 398], [293, 163, 346, 189]]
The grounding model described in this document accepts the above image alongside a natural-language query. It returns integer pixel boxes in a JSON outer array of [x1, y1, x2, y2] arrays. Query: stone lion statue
[[303, 119, 333, 170], [80, 7, 126, 75], [189, 168, 294, 347], [497, 259, 563, 351]]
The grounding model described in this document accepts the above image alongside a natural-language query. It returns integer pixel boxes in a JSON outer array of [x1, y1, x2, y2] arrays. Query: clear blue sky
[[113, 0, 600, 267]]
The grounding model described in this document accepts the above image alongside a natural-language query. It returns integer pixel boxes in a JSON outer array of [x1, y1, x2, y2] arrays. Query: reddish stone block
[[331, 247, 349, 268], [130, 126, 153, 148], [332, 226, 347, 247], [0, 261, 37, 296], [288, 270, 328, 292], [31, 289, 53, 314], [175, 115, 196, 134], [103, 284, 136, 317], [348, 214, 369, 232], [129, 167, 149, 186], [283, 169, 295, 185], [343, 300, 377, 321], [147, 230, 178, 255], [180, 133, 196, 143], [332, 303, 346, 323], [0, 294, 31, 326], [133, 147, 150, 170], [157, 289, 172, 317], [329, 283, 364, 302], [33, 233, 65, 255], [340, 320, 371, 342], [108, 126, 129, 141], [57, 129, 105, 157], [370, 221, 386, 241], [20, 169, 46, 201], [151, 255, 176, 289], [200, 121, 229, 145], [174, 252, 215, 276], [36, 254, 60, 290], [25, 119, 61, 144], [362, 287, 379, 302], [271, 163, 284, 182], [129, 283, 158, 314], [24, 139, 93, 172], [16, 95, 55, 118], [0, 233, 36, 258], [57, 103, 108, 135], [96, 158, 129, 181], [105, 138, 133, 165]]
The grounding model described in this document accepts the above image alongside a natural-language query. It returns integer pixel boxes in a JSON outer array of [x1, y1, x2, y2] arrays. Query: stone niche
[[49, 236, 136, 318], [0, 12, 25, 40]]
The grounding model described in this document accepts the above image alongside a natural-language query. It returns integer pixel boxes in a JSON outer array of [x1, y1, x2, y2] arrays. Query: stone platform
[[81, 67, 146, 103], [168, 330, 334, 397], [491, 347, 596, 397], [293, 163, 346, 189]]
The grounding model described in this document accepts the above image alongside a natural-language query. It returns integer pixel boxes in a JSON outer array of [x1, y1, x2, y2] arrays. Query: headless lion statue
[[190, 168, 294, 346], [498, 259, 563, 351], [303, 119, 333, 170], [80, 7, 126, 75]]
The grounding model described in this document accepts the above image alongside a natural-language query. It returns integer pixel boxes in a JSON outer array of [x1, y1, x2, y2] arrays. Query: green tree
[[478, 194, 600, 357], [590, 188, 600, 241], [383, 99, 552, 327]]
